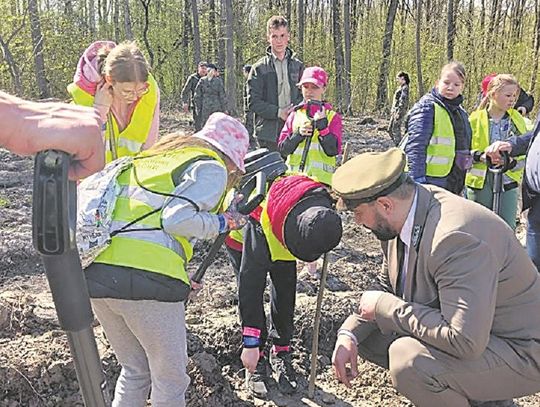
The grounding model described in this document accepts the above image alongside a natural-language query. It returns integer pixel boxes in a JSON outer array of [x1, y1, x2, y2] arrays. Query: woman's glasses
[[114, 83, 149, 99]]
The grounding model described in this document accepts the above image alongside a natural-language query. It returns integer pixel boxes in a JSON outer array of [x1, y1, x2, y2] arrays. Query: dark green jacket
[[180, 72, 202, 108], [247, 47, 304, 142]]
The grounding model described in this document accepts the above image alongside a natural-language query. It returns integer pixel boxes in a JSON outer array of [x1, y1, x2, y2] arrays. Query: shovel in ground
[[32, 150, 111, 407], [487, 150, 516, 217]]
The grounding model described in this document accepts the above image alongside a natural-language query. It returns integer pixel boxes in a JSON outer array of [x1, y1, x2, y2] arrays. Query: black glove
[[314, 117, 329, 131]]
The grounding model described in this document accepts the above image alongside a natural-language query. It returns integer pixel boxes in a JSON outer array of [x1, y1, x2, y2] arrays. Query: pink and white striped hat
[[193, 113, 250, 172]]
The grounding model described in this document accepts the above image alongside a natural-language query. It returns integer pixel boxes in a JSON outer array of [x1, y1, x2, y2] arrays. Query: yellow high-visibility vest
[[286, 108, 337, 185], [465, 108, 526, 189], [94, 147, 225, 284], [67, 74, 158, 163]]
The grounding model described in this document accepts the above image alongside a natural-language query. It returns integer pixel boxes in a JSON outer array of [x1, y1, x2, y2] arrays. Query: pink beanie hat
[[193, 113, 249, 172]]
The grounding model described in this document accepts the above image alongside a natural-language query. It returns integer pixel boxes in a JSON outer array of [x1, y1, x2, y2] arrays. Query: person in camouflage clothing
[[388, 71, 410, 146], [181, 61, 208, 127], [193, 64, 227, 130]]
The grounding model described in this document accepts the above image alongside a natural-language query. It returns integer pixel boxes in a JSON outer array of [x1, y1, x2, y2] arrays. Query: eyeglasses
[[114, 83, 149, 99]]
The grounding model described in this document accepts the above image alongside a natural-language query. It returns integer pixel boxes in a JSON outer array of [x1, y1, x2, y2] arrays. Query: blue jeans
[[527, 226, 540, 271]]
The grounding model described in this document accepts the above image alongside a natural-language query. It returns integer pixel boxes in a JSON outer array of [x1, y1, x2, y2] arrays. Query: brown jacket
[[343, 184, 540, 377]]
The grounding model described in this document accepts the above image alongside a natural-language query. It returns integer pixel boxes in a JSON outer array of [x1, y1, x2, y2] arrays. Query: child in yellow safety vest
[[277, 66, 342, 187], [466, 74, 528, 229], [68, 40, 160, 163]]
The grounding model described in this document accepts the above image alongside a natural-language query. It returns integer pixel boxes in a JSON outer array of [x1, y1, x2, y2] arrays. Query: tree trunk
[[0, 34, 23, 95], [28, 0, 50, 98], [297, 0, 304, 60], [88, 0, 96, 35], [375, 0, 398, 111], [217, 1, 226, 72], [332, 0, 344, 112], [530, 0, 540, 92], [224, 0, 237, 115], [209, 0, 217, 62], [285, 0, 291, 23], [190, 0, 201, 65], [343, 0, 352, 115], [123, 0, 133, 40], [113, 0, 120, 43], [140, 0, 154, 66], [415, 0, 425, 96], [446, 0, 456, 61]]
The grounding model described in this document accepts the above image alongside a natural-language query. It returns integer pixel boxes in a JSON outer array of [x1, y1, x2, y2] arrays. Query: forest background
[[1, 0, 540, 117]]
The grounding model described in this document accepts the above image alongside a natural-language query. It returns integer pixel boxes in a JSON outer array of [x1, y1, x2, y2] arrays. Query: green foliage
[[0, 0, 539, 115]]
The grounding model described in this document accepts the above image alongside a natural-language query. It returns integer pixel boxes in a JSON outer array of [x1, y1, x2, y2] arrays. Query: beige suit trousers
[[358, 329, 540, 407]]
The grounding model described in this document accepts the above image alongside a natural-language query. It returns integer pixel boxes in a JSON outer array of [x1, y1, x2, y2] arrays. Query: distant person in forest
[[278, 66, 343, 186], [388, 71, 410, 146], [247, 15, 304, 152], [193, 63, 227, 131], [0, 90, 103, 179], [466, 74, 527, 230], [242, 64, 255, 141], [181, 61, 208, 127], [68, 40, 160, 163], [403, 61, 472, 195]]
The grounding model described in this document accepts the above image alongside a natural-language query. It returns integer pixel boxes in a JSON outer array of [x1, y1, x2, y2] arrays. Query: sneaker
[[245, 357, 268, 399], [270, 351, 298, 395]]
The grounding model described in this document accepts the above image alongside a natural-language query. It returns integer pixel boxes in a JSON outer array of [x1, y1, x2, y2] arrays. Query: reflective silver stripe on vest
[[111, 220, 187, 261], [290, 161, 335, 173], [469, 167, 486, 177], [513, 160, 525, 170], [118, 185, 166, 209], [118, 137, 144, 153], [426, 155, 451, 165], [429, 137, 453, 146]]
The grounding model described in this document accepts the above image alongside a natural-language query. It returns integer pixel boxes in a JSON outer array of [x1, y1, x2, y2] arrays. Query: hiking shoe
[[270, 351, 298, 394], [245, 357, 268, 399]]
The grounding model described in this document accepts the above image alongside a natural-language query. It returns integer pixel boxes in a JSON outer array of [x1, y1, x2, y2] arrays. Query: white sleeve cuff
[[337, 329, 358, 346]]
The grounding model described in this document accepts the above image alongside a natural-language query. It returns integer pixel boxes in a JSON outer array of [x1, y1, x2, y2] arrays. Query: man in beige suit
[[331, 148, 540, 407]]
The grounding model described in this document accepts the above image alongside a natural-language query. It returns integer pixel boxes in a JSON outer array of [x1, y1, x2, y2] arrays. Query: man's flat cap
[[332, 148, 407, 204]]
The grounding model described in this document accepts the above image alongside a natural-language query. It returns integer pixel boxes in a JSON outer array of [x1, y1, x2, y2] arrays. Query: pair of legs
[[92, 298, 190, 407], [357, 327, 540, 407], [227, 244, 297, 348]]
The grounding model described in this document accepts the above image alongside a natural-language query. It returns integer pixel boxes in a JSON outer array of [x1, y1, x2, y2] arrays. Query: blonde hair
[[97, 41, 149, 83], [440, 61, 466, 83], [478, 74, 519, 110], [143, 133, 241, 190]]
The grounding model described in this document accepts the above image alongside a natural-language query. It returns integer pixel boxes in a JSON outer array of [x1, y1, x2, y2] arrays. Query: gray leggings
[[92, 298, 190, 407]]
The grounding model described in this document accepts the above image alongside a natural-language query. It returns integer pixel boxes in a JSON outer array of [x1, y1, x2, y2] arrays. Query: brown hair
[[97, 41, 149, 83], [478, 74, 519, 110], [266, 15, 289, 35], [440, 61, 466, 83], [144, 133, 241, 191]]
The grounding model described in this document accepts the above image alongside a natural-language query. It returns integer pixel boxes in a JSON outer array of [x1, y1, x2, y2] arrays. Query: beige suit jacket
[[342, 184, 540, 377]]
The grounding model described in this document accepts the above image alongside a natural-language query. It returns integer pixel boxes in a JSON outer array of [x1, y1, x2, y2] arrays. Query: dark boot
[[270, 351, 298, 395]]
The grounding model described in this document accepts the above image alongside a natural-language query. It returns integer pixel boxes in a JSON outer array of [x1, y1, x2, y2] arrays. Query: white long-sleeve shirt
[[161, 160, 227, 241]]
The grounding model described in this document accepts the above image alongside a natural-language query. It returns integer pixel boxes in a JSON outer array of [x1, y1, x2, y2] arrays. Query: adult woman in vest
[[403, 62, 472, 195], [466, 74, 527, 229], [68, 41, 160, 163], [84, 113, 249, 407]]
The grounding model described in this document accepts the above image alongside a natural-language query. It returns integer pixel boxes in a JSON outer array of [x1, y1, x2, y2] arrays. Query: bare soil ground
[[1, 112, 539, 406]]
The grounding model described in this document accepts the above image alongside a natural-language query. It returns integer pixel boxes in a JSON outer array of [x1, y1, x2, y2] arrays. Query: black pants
[[229, 221, 297, 349]]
